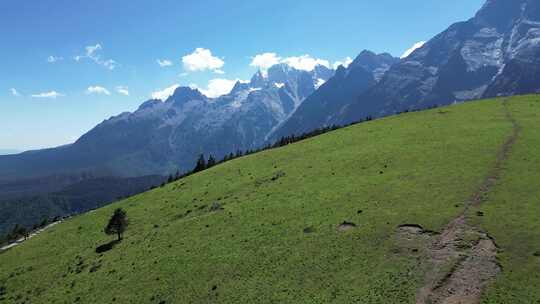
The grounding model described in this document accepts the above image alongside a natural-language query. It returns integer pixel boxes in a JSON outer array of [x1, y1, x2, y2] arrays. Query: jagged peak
[[137, 99, 162, 111], [350, 50, 399, 72], [230, 80, 252, 95], [167, 86, 206, 106], [357, 49, 377, 57], [353, 50, 398, 64], [250, 70, 268, 87]]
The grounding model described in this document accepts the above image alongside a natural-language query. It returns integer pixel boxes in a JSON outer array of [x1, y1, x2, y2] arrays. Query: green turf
[[0, 96, 537, 303], [471, 95, 540, 303]]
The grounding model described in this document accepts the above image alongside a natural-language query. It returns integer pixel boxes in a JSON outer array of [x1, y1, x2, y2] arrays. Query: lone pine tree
[[105, 208, 128, 241]]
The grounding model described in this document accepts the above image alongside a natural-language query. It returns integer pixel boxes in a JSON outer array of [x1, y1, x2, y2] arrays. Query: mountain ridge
[[0, 63, 335, 181], [269, 51, 399, 140], [337, 0, 540, 124]]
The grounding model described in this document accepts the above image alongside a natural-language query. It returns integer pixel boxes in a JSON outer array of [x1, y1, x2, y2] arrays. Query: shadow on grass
[[95, 240, 121, 253]]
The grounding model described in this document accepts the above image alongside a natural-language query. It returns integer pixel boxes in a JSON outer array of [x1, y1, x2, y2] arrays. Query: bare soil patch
[[337, 221, 357, 231]]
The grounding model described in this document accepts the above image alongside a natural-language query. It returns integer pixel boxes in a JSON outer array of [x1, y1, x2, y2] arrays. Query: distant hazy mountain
[[269, 51, 399, 140], [336, 0, 540, 124], [0, 149, 21, 156], [0, 64, 333, 180], [0, 175, 165, 236]]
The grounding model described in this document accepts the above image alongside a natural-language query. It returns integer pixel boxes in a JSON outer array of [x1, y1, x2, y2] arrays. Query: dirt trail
[[414, 99, 520, 304]]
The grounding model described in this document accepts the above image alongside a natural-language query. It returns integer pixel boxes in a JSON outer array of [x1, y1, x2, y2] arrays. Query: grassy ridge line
[[0, 98, 513, 303]]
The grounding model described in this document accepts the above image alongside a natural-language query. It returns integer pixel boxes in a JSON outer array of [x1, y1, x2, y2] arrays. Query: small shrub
[[303, 227, 315, 234], [210, 202, 223, 212], [89, 264, 101, 273], [271, 171, 286, 181]]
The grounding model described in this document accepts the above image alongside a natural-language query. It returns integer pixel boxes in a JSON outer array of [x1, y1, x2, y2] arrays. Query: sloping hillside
[[0, 95, 538, 303]]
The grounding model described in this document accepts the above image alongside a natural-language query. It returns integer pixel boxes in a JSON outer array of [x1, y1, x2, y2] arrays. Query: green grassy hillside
[[0, 95, 538, 303]]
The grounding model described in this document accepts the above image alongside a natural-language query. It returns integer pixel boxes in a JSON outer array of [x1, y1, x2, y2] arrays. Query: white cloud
[[157, 59, 173, 67], [333, 57, 353, 69], [151, 84, 180, 100], [101, 59, 117, 70], [192, 78, 248, 98], [47, 56, 63, 63], [31, 91, 64, 99], [213, 69, 225, 75], [282, 55, 330, 71], [75, 43, 118, 70], [251, 53, 331, 72], [182, 48, 224, 72], [116, 86, 129, 96], [86, 44, 101, 57], [250, 53, 282, 71], [401, 41, 426, 59], [86, 86, 111, 95], [10, 88, 20, 97]]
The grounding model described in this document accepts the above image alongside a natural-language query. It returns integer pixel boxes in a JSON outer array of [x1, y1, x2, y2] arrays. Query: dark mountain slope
[[0, 175, 165, 237], [270, 51, 398, 139], [338, 0, 540, 124]]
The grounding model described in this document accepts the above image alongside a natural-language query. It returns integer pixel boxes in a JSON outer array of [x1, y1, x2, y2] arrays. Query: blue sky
[[0, 0, 485, 151]]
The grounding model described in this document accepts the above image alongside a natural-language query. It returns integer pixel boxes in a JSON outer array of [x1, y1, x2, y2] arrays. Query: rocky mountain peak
[[351, 50, 399, 71], [230, 81, 251, 95], [250, 70, 267, 87], [167, 86, 206, 106], [137, 99, 162, 111]]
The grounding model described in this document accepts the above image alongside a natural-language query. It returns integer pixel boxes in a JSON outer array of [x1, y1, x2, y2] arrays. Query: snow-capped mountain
[[337, 0, 540, 124], [2, 0, 538, 181], [269, 51, 399, 140], [0, 64, 334, 179]]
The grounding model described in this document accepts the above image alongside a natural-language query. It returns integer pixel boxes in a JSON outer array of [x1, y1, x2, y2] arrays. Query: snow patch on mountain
[[315, 78, 326, 89]]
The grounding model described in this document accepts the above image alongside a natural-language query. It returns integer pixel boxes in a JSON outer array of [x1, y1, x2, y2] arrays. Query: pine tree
[[105, 208, 128, 241], [193, 154, 207, 173], [207, 155, 216, 168]]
